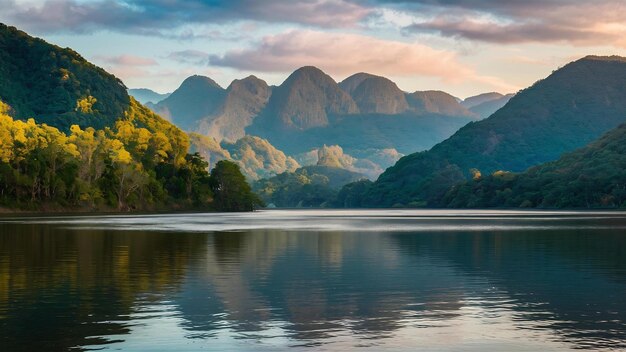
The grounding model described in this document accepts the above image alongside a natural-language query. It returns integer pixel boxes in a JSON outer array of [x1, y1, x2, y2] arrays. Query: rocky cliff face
[[152, 75, 225, 130], [263, 66, 358, 130], [196, 76, 271, 143], [341, 73, 410, 114], [407, 90, 474, 117]]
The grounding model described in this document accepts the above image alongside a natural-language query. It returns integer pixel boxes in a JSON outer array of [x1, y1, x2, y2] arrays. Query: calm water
[[1, 210, 626, 351]]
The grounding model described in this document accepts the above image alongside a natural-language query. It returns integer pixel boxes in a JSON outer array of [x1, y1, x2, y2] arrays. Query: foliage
[[209, 160, 263, 211], [443, 122, 626, 209], [0, 24, 260, 212], [253, 166, 366, 208], [333, 179, 374, 208], [0, 106, 217, 211], [0, 24, 130, 131]]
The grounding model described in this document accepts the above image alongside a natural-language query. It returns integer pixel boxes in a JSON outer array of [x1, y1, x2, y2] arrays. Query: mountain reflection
[[1, 218, 626, 351]]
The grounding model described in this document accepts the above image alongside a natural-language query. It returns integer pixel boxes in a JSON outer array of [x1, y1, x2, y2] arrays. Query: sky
[[1, 0, 626, 98]]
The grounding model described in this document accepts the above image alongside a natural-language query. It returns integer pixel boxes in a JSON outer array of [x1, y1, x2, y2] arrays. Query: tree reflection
[[0, 223, 207, 351]]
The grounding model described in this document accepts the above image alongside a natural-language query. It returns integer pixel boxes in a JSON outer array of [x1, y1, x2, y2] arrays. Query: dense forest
[[253, 165, 365, 208], [443, 121, 626, 209], [0, 99, 260, 211], [0, 24, 260, 212]]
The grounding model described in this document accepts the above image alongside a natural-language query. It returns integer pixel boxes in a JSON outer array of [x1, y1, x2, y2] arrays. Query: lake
[[1, 210, 625, 351]]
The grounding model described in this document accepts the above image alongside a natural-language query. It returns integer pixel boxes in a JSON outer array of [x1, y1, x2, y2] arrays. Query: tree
[[209, 160, 263, 212]]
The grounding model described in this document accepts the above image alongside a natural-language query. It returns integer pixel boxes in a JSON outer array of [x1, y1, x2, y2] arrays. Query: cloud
[[405, 15, 620, 46], [0, 0, 371, 35], [96, 55, 158, 66], [209, 30, 474, 82], [208, 29, 519, 92], [369, 0, 626, 47], [167, 50, 211, 66]]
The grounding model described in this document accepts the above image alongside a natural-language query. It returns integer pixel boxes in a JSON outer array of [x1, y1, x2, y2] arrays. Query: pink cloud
[[402, 1, 626, 47], [97, 54, 158, 66], [211, 30, 470, 80], [209, 30, 517, 91]]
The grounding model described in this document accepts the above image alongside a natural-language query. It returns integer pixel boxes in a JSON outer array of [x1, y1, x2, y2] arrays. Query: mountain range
[[137, 67, 511, 179], [141, 69, 511, 147], [8, 22, 623, 210]]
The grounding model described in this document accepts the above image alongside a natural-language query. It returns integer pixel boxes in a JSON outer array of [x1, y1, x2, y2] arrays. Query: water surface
[[1, 210, 625, 351]]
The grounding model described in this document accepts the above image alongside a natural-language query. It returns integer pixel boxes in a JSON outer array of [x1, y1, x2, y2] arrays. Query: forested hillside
[[443, 121, 626, 208], [357, 56, 626, 207], [0, 24, 129, 131], [0, 24, 259, 212]]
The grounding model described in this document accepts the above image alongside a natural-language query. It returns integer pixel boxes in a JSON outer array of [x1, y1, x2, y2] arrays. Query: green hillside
[[0, 24, 259, 212], [359, 56, 626, 207], [0, 24, 129, 131], [443, 121, 626, 208]]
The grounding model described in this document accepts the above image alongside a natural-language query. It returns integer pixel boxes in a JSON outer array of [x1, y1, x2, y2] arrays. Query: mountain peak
[[339, 73, 383, 94], [180, 75, 222, 90], [346, 75, 409, 114], [579, 55, 626, 63], [461, 92, 504, 108], [262, 66, 358, 130], [408, 90, 474, 117], [291, 66, 328, 76], [152, 75, 226, 129]]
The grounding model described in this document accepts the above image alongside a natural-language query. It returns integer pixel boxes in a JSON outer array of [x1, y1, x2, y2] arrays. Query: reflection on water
[[0, 210, 625, 351]]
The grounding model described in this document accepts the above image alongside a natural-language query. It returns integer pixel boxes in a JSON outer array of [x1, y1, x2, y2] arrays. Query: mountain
[[443, 120, 626, 208], [188, 132, 232, 170], [339, 73, 409, 114], [189, 133, 299, 180], [258, 66, 358, 130], [223, 135, 299, 180], [128, 88, 170, 105], [358, 56, 626, 207], [0, 24, 262, 212], [461, 92, 506, 108], [151, 75, 225, 130], [196, 76, 271, 143], [467, 93, 514, 119], [246, 67, 475, 156], [408, 90, 474, 117], [0, 23, 129, 131], [149, 68, 476, 162]]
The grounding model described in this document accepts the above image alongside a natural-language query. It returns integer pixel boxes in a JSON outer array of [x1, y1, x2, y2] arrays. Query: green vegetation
[[0, 24, 260, 212], [358, 56, 626, 207], [253, 165, 365, 208], [0, 98, 260, 212], [209, 160, 264, 211], [0, 24, 129, 131], [443, 122, 626, 209], [0, 99, 203, 210]]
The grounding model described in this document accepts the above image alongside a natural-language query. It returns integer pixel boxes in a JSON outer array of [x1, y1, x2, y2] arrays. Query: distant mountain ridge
[[151, 75, 225, 130], [146, 66, 501, 179], [128, 88, 170, 105], [464, 93, 514, 119], [148, 67, 498, 149]]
